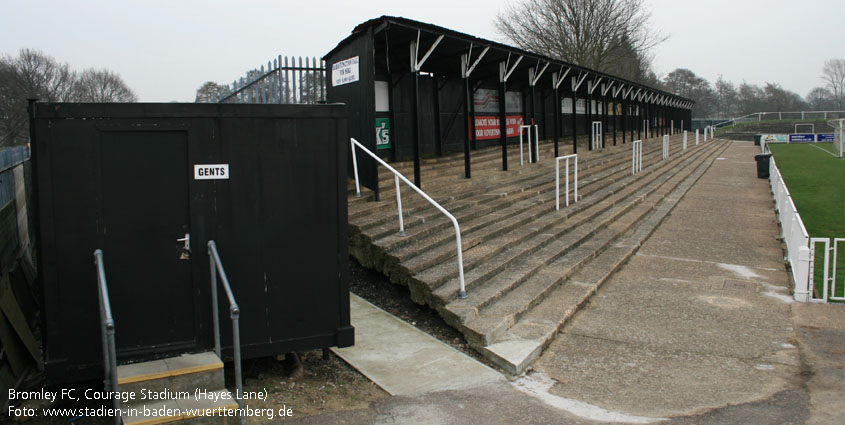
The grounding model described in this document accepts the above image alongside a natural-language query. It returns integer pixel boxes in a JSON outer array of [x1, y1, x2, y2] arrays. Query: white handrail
[[683, 131, 688, 151], [662, 135, 669, 160], [555, 154, 578, 210], [696, 129, 699, 145], [350, 138, 467, 299], [591, 121, 602, 150], [713, 110, 845, 129], [632, 140, 642, 174], [643, 120, 649, 139], [519, 124, 539, 165]]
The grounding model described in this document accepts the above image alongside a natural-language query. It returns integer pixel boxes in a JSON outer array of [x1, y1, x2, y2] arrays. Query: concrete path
[[331, 294, 504, 396], [533, 141, 803, 419]]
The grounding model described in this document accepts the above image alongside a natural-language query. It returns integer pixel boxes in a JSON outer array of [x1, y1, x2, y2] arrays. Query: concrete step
[[350, 136, 683, 255], [117, 352, 239, 424], [403, 137, 715, 298]]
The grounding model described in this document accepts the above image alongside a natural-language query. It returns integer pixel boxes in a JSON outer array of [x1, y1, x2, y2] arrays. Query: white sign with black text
[[332, 56, 360, 87], [194, 164, 229, 180]]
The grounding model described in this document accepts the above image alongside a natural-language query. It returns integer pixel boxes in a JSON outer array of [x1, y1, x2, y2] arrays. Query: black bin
[[755, 153, 772, 178], [754, 134, 762, 146]]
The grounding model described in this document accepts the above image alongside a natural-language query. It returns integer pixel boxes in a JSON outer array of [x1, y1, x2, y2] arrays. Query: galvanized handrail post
[[94, 249, 121, 425], [207, 241, 245, 423], [350, 138, 467, 298], [555, 154, 578, 210]]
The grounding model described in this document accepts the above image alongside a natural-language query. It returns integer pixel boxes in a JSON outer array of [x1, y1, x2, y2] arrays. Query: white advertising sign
[[332, 56, 360, 87]]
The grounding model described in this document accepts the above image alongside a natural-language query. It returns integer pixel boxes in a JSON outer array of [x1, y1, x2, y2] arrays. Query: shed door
[[100, 130, 197, 356]]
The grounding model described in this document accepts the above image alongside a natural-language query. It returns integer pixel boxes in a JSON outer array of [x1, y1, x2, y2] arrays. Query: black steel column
[[588, 87, 593, 151], [617, 96, 622, 145], [554, 87, 560, 157], [412, 70, 422, 187], [572, 89, 578, 154], [603, 93, 609, 147], [463, 76, 472, 178], [499, 80, 508, 171], [433, 76, 443, 157], [530, 85, 537, 162]]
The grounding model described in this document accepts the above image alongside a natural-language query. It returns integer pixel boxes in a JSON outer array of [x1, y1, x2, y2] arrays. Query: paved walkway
[[284, 141, 844, 425], [331, 295, 504, 396]]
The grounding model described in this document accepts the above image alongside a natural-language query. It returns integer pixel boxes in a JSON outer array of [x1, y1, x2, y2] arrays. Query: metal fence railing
[[214, 56, 325, 105], [0, 145, 31, 207], [714, 111, 845, 129], [767, 154, 811, 302]]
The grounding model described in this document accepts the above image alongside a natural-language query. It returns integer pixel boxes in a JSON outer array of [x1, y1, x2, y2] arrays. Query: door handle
[[177, 233, 191, 257]]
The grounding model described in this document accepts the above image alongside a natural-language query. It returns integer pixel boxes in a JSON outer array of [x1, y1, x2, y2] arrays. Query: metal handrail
[[207, 241, 245, 421], [519, 124, 538, 165], [555, 154, 578, 210], [350, 137, 467, 299], [662, 135, 669, 160], [591, 121, 602, 150], [632, 140, 642, 175], [93, 249, 121, 425], [713, 111, 845, 129]]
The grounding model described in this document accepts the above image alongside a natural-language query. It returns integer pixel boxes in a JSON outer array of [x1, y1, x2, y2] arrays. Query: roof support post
[[410, 41, 422, 187], [499, 61, 509, 171], [461, 53, 472, 178]]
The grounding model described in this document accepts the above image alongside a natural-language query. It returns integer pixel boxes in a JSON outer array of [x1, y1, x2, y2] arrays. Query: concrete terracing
[[301, 138, 845, 424], [348, 131, 728, 375]]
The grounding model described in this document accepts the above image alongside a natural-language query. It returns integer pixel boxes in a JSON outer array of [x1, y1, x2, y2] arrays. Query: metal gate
[[809, 237, 845, 302]]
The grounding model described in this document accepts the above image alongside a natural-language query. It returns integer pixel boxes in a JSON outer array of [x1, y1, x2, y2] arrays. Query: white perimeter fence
[[768, 152, 812, 302]]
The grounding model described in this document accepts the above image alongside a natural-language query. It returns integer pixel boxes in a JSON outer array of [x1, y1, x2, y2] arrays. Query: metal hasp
[[555, 154, 578, 210], [94, 250, 121, 425], [351, 138, 467, 299], [207, 240, 245, 422]]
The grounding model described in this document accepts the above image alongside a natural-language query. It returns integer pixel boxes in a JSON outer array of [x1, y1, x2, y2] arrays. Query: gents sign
[[332, 56, 360, 87], [194, 164, 229, 180]]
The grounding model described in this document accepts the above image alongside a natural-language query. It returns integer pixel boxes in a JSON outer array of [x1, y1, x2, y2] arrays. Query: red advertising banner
[[471, 115, 525, 140]]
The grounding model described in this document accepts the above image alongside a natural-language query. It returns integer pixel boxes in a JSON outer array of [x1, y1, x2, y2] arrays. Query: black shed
[[31, 103, 353, 384], [324, 16, 693, 199]]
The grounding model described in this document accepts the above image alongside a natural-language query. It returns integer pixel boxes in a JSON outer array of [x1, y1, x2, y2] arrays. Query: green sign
[[376, 118, 391, 150]]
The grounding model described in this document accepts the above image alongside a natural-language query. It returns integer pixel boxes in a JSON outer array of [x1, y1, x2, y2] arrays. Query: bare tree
[[663, 68, 715, 118], [75, 68, 137, 102], [822, 58, 845, 110], [494, 0, 666, 80], [195, 81, 224, 103], [806, 87, 835, 111], [1, 49, 138, 147], [714, 76, 738, 119]]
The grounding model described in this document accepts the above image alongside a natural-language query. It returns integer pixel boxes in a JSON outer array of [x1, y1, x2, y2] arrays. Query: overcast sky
[[2, 0, 842, 103]]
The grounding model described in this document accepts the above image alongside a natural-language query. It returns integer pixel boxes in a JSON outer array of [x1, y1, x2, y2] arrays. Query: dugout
[[30, 102, 353, 385], [324, 16, 693, 198]]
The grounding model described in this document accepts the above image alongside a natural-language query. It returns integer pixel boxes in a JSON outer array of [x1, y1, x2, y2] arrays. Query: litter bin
[[754, 153, 771, 178], [754, 134, 762, 146]]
